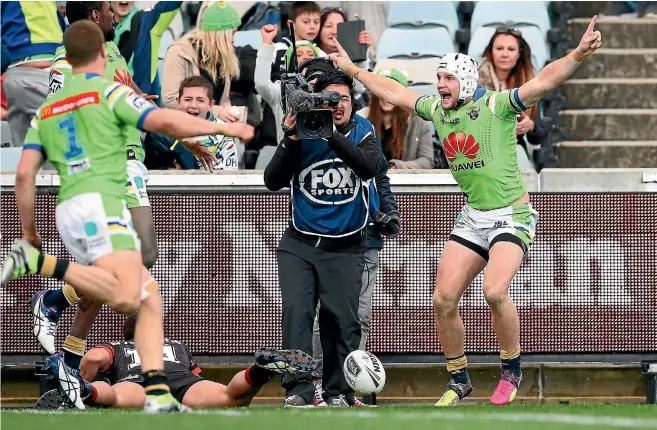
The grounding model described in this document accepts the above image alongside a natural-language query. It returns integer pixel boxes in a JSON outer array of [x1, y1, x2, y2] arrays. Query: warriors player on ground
[[328, 17, 602, 405], [35, 317, 315, 410], [1, 20, 249, 411]]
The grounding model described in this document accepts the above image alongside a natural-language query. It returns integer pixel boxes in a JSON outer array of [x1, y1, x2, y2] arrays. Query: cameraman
[[264, 70, 383, 407]]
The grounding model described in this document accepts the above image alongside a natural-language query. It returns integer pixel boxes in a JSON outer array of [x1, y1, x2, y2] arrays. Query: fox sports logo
[[298, 159, 361, 205]]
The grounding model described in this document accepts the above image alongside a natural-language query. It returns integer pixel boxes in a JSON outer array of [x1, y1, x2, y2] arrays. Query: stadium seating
[[376, 28, 455, 61], [386, 1, 459, 38], [470, 1, 551, 38], [233, 29, 261, 49], [1, 121, 11, 147], [467, 26, 549, 71], [1, 147, 22, 170], [374, 57, 442, 86], [158, 27, 176, 80]]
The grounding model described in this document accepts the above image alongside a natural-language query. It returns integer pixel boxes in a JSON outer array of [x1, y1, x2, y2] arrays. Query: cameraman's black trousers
[[277, 227, 365, 402]]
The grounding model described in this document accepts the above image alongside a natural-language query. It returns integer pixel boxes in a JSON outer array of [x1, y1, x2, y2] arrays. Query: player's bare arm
[[142, 109, 254, 142], [327, 38, 421, 111], [519, 15, 602, 108], [79, 347, 111, 381], [15, 148, 45, 249]]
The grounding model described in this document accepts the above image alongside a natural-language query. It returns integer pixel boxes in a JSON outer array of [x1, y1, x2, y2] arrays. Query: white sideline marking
[[8, 409, 657, 428]]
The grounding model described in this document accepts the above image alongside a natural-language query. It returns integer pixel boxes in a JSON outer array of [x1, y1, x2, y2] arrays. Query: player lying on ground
[[34, 316, 314, 410], [328, 16, 602, 406], [0, 20, 249, 412]]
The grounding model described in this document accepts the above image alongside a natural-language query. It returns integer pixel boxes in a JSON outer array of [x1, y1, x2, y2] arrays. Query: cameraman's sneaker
[[1, 239, 41, 286], [255, 348, 315, 375], [283, 395, 314, 408], [326, 394, 350, 407], [312, 379, 327, 407], [490, 370, 522, 405], [31, 291, 61, 355], [43, 352, 91, 410], [144, 392, 190, 413], [434, 379, 473, 407]]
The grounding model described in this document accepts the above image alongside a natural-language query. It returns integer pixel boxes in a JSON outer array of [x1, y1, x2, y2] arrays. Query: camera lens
[[303, 112, 326, 134]]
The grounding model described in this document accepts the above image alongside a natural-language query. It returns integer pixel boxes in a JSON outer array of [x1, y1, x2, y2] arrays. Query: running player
[[35, 316, 315, 410], [328, 17, 602, 405], [1, 20, 249, 411], [32, 1, 159, 364]]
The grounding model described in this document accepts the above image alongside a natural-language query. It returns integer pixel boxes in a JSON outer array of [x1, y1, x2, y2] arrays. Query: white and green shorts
[[56, 192, 141, 265], [449, 203, 539, 260], [125, 159, 150, 209]]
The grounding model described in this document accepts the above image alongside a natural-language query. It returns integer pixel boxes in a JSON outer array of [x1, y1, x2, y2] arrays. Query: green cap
[[200, 2, 241, 31], [376, 68, 409, 87], [285, 41, 321, 69]]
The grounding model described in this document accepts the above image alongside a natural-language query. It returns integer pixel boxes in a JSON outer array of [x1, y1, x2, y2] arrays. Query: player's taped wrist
[[570, 50, 586, 63]]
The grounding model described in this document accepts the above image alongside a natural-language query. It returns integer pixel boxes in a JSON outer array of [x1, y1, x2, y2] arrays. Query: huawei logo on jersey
[[443, 131, 485, 171], [114, 68, 133, 87]]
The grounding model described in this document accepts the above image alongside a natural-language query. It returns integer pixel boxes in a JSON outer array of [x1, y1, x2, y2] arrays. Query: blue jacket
[[264, 115, 383, 239], [1, 1, 65, 63]]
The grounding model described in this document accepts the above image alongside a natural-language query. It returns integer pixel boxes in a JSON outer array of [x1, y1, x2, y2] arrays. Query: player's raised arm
[[328, 38, 421, 112], [518, 15, 602, 108]]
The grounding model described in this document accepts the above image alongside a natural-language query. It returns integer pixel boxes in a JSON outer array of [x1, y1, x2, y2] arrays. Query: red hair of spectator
[[367, 94, 411, 161], [483, 27, 536, 118]]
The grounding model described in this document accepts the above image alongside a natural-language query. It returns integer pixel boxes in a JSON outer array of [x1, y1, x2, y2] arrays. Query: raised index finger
[[332, 37, 347, 55], [587, 15, 598, 34]]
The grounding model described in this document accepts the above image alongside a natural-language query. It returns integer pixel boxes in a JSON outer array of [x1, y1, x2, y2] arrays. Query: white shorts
[[450, 203, 539, 260], [56, 193, 141, 266], [125, 159, 150, 208]]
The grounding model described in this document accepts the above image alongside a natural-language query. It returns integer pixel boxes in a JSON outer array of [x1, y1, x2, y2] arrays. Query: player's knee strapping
[[446, 354, 470, 384]]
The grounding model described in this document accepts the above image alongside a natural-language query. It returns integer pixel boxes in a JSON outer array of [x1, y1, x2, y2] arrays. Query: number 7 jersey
[[24, 73, 155, 204]]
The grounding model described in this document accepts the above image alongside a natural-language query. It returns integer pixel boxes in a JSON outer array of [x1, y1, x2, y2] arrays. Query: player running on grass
[[32, 1, 249, 372], [35, 316, 314, 410], [328, 16, 602, 406], [1, 20, 249, 412]]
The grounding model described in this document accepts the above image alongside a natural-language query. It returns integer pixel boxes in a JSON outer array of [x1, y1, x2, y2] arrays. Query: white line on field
[[7, 409, 657, 428]]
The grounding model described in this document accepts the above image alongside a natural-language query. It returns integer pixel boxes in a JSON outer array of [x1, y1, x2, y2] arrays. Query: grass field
[[3, 405, 657, 430]]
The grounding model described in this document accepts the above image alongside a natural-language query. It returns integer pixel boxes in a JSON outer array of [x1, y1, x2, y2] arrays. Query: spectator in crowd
[[1, 1, 65, 146], [314, 7, 372, 109], [317, 1, 388, 60], [162, 1, 256, 129], [263, 70, 383, 407], [478, 27, 546, 169], [314, 7, 372, 58], [144, 75, 254, 171], [270, 1, 321, 78], [255, 24, 320, 147], [112, 1, 182, 102], [358, 69, 434, 169]]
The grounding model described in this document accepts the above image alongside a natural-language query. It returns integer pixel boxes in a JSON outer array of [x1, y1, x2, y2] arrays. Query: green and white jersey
[[24, 73, 155, 203], [415, 87, 528, 210], [48, 41, 145, 162]]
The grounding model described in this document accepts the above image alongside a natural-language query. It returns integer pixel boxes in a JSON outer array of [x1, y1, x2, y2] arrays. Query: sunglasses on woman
[[495, 26, 523, 37]]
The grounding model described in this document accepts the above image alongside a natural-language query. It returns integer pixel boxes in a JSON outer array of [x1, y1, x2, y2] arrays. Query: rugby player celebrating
[[328, 16, 602, 405]]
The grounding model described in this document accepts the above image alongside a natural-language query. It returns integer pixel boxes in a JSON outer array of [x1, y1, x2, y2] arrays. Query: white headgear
[[436, 53, 480, 103]]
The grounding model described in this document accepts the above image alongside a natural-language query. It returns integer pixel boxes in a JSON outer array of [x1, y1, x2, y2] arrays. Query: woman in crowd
[[478, 26, 546, 168], [162, 1, 256, 128], [357, 69, 434, 169], [314, 7, 372, 109]]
